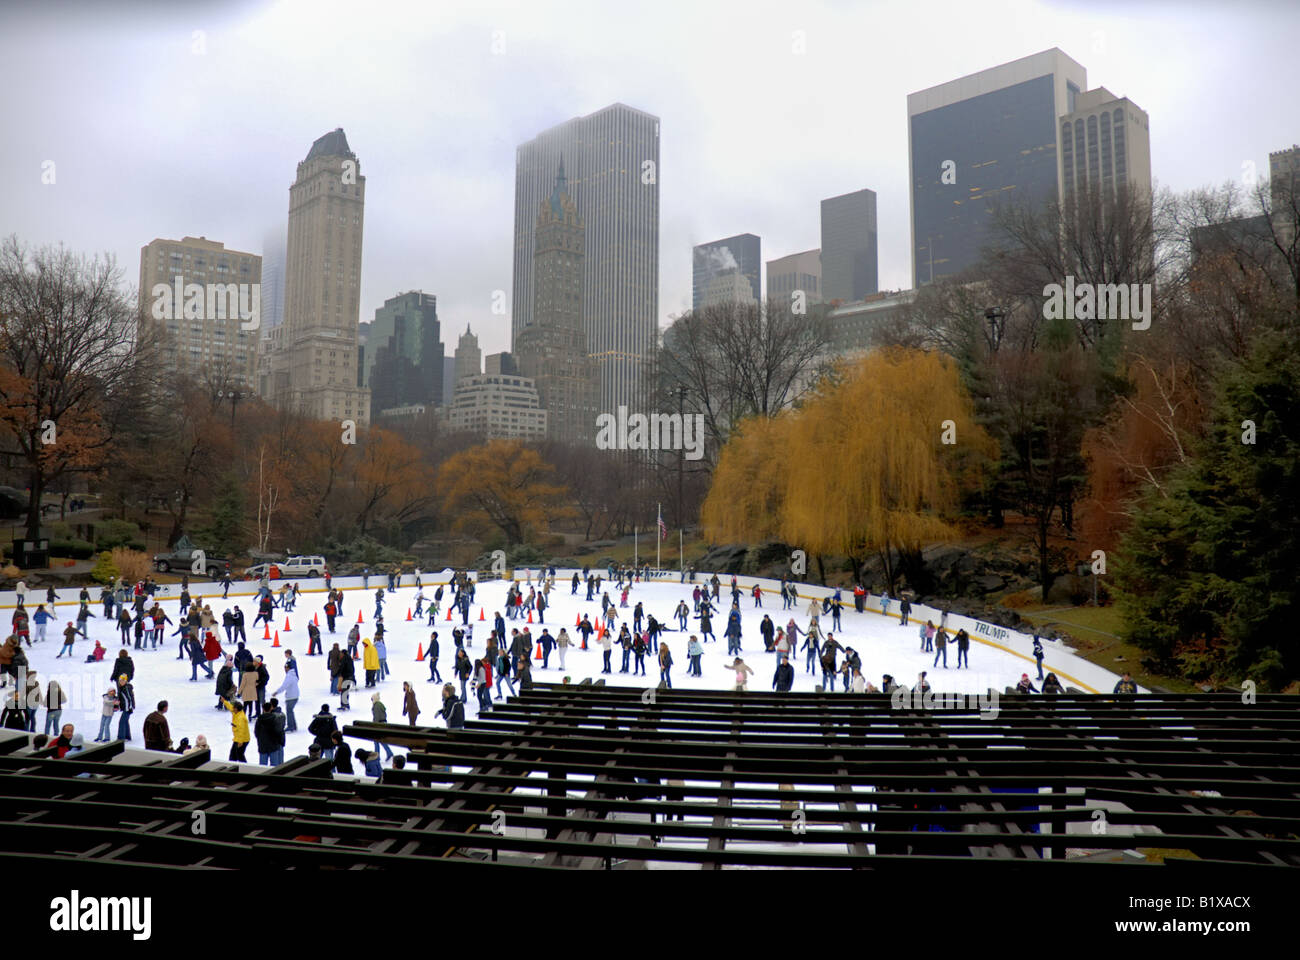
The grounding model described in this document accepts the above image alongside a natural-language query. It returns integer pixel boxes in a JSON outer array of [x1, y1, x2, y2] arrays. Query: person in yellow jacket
[[362, 637, 380, 688], [222, 697, 250, 762]]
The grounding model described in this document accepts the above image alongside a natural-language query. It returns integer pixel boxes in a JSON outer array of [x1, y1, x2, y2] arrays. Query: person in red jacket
[[47, 723, 76, 758]]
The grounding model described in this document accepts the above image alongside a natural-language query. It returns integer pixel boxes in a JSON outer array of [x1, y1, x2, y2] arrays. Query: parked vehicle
[[245, 555, 328, 580], [153, 548, 228, 578]]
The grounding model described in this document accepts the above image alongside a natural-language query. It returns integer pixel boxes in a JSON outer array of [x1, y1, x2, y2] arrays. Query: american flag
[[657, 507, 667, 541]]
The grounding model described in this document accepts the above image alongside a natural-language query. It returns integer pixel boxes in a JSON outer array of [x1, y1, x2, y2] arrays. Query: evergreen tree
[[200, 471, 246, 557], [1115, 330, 1300, 687]]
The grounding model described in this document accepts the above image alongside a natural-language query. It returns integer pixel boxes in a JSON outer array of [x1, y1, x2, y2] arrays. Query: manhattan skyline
[[2, 0, 1298, 362]]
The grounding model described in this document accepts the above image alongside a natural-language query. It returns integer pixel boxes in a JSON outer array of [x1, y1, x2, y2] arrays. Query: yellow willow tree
[[703, 347, 995, 588], [698, 414, 793, 543]]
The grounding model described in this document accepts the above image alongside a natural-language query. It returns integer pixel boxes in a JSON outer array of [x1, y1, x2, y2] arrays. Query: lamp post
[[984, 307, 1006, 353], [217, 388, 251, 427]]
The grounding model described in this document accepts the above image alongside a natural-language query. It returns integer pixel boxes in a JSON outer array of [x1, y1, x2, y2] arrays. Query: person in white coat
[[556, 628, 572, 670]]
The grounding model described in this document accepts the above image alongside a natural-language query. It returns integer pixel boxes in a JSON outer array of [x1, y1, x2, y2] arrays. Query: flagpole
[[657, 503, 662, 573], [634, 526, 638, 569], [680, 528, 684, 577]]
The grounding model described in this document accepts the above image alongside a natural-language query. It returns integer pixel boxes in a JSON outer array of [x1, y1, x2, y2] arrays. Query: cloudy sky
[[3, 0, 1297, 358]]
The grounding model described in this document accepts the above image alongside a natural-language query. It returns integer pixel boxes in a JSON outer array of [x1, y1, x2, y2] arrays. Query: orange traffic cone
[[479, 608, 485, 621], [283, 616, 291, 632], [313, 612, 319, 626], [576, 614, 581, 627], [352, 645, 360, 660], [415, 642, 424, 660], [535, 642, 543, 660], [357, 610, 364, 624], [527, 609, 533, 623], [272, 631, 280, 648], [262, 622, 271, 640], [405, 608, 412, 621], [446, 607, 452, 621]]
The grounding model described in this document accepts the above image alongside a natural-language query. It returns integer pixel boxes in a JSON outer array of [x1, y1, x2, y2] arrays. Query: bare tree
[[0, 236, 156, 541], [657, 297, 831, 467]]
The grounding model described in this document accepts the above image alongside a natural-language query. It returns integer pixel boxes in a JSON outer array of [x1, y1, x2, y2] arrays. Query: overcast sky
[[3, 0, 1298, 358]]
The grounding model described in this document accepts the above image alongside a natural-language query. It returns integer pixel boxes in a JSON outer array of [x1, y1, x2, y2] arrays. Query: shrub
[[111, 548, 151, 584], [50, 539, 95, 559], [91, 551, 118, 585], [317, 536, 411, 565], [93, 519, 143, 551]]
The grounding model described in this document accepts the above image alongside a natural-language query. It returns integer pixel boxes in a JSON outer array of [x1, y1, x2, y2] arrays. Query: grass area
[[1015, 603, 1202, 693], [571, 535, 709, 567]]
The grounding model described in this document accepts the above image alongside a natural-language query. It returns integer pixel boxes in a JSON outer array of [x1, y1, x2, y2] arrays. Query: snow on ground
[[3, 572, 1136, 769]]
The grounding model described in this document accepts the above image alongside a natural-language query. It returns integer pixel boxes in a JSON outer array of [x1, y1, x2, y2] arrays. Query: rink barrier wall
[[0, 566, 1123, 693]]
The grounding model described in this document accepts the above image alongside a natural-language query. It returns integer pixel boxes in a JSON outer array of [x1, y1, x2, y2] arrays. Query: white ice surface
[[3, 572, 1137, 768]]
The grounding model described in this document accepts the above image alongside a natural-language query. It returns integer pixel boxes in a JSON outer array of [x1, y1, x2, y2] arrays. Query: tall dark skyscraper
[[820, 191, 877, 303], [515, 161, 598, 445], [909, 49, 1086, 286], [512, 103, 660, 417], [692, 233, 761, 311], [365, 291, 442, 415]]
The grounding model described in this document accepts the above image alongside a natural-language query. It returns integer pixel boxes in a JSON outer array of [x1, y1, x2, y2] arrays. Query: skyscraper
[[692, 233, 761, 311], [515, 161, 598, 445], [454, 325, 481, 385], [512, 103, 660, 417], [1059, 88, 1151, 206], [909, 48, 1087, 286], [365, 291, 443, 415], [820, 191, 877, 303], [138, 235, 261, 387], [260, 227, 286, 331], [264, 127, 369, 424], [766, 249, 821, 307]]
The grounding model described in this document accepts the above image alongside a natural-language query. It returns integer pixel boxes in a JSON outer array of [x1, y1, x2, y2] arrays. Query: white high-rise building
[[263, 128, 369, 424]]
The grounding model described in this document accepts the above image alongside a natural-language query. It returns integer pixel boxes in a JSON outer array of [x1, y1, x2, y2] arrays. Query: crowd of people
[[0, 565, 1127, 778]]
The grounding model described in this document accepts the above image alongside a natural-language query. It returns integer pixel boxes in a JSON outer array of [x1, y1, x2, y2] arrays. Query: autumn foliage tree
[[437, 440, 573, 546], [702, 348, 995, 589], [0, 236, 153, 540]]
